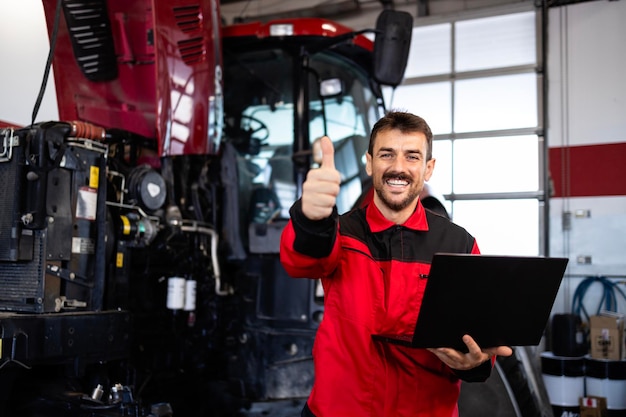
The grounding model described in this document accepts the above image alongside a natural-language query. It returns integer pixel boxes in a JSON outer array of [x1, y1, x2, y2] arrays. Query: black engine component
[[0, 123, 108, 313]]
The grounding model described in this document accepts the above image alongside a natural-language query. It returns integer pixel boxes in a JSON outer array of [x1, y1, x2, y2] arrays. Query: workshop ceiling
[[218, 0, 602, 28], [218, 0, 532, 28]]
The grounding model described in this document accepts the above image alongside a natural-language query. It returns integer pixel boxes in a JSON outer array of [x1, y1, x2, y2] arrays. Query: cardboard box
[[579, 396, 607, 417], [589, 313, 624, 361]]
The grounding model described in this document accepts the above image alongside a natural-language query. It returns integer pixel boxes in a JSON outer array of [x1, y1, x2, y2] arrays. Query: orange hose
[[70, 121, 106, 140]]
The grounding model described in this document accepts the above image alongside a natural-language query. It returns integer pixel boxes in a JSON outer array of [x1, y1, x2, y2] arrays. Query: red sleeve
[[280, 218, 342, 279], [471, 239, 480, 255]]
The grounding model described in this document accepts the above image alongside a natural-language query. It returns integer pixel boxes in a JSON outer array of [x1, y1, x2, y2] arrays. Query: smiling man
[[366, 117, 435, 224], [280, 111, 512, 417]]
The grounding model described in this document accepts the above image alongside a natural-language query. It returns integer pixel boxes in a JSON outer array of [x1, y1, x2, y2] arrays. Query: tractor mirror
[[373, 10, 413, 88]]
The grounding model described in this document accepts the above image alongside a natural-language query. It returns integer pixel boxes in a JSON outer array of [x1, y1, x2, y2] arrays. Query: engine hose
[[70, 121, 106, 140], [180, 221, 232, 296]]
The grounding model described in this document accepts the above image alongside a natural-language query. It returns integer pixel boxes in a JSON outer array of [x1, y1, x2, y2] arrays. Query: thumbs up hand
[[302, 136, 341, 220]]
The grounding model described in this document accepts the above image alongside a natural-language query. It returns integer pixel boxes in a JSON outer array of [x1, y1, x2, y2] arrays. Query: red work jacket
[[280, 199, 487, 417]]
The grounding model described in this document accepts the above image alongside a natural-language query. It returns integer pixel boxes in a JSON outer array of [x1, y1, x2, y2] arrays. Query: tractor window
[[224, 47, 380, 219]]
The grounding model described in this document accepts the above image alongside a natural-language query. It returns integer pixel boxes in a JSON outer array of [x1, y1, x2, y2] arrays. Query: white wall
[[0, 0, 58, 126], [547, 0, 626, 147], [547, 0, 626, 315]]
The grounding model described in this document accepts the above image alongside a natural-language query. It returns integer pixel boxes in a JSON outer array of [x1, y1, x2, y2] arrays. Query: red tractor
[[0, 1, 411, 416]]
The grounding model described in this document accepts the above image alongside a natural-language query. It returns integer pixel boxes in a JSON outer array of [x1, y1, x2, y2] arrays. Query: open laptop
[[371, 253, 569, 352]]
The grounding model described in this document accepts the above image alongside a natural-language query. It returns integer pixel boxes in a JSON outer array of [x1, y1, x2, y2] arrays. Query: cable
[[31, 0, 63, 126], [572, 276, 626, 322]]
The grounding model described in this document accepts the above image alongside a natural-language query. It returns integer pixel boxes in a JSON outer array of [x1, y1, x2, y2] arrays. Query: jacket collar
[[365, 198, 429, 233]]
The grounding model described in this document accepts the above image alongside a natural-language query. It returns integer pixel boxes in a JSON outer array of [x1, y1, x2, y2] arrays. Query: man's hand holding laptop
[[428, 334, 513, 370]]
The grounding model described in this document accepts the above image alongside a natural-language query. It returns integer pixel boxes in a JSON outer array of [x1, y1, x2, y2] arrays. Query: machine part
[[69, 120, 106, 140], [54, 296, 88, 312], [127, 165, 167, 212], [154, 0, 224, 156], [0, 229, 50, 312], [0, 127, 18, 162], [165, 205, 183, 228], [21, 122, 73, 231], [229, 328, 316, 401], [61, 0, 118, 81], [0, 128, 108, 313], [166, 277, 186, 310], [184, 279, 196, 311], [249, 188, 281, 224], [110, 383, 124, 403], [150, 402, 174, 417], [180, 220, 231, 296], [117, 211, 159, 247], [0, 128, 25, 262], [91, 384, 104, 401], [0, 310, 130, 365]]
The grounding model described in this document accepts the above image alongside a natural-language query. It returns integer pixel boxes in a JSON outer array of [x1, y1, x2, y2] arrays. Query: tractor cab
[[218, 13, 413, 403]]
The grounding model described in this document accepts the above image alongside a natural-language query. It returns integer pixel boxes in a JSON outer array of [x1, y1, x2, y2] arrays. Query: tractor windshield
[[223, 46, 383, 218]]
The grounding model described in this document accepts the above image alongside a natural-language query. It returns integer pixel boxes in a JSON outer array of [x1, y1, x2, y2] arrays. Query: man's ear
[[424, 158, 436, 182], [365, 152, 373, 176]]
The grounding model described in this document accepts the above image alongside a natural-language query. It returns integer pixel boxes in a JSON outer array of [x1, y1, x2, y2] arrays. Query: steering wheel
[[240, 114, 269, 142]]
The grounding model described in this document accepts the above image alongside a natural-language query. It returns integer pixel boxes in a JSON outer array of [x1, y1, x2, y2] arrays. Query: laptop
[[371, 253, 569, 352]]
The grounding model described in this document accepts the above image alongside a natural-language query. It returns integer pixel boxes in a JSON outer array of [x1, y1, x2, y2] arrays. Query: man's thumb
[[319, 136, 335, 169]]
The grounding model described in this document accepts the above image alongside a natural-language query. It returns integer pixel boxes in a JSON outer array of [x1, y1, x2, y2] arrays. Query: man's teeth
[[387, 179, 408, 186]]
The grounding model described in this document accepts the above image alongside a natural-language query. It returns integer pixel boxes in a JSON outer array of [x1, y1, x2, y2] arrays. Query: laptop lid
[[373, 253, 568, 352]]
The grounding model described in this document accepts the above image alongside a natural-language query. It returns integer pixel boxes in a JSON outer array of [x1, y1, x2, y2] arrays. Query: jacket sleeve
[[470, 239, 480, 255], [279, 199, 341, 278], [452, 358, 492, 382]]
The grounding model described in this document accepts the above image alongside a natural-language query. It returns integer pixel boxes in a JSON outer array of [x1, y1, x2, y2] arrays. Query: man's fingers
[[463, 335, 492, 362], [301, 136, 340, 221], [462, 335, 481, 355], [464, 335, 513, 358], [488, 346, 513, 357], [319, 136, 335, 169]]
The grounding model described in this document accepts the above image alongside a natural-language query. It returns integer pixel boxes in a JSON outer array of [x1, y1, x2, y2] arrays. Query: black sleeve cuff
[[290, 199, 338, 258], [452, 359, 492, 383]]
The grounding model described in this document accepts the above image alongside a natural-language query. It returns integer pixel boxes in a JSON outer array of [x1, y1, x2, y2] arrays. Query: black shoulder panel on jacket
[[338, 207, 476, 263]]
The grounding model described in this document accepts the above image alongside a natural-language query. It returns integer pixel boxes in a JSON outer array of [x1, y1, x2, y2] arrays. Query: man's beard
[[373, 173, 421, 212]]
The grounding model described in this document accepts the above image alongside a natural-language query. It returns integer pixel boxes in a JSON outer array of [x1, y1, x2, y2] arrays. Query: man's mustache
[[382, 172, 412, 182]]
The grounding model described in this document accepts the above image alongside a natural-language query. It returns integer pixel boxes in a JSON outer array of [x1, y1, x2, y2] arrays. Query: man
[[280, 111, 512, 417]]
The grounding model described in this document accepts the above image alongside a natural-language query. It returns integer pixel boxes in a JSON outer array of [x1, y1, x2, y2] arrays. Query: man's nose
[[391, 156, 408, 171]]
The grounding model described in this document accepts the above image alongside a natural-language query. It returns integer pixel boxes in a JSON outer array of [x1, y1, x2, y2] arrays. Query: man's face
[[365, 128, 435, 215]]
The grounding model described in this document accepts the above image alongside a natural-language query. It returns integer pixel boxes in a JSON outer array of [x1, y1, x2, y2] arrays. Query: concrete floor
[[239, 399, 306, 417]]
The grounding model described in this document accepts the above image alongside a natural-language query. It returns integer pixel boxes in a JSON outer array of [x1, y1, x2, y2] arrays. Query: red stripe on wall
[[549, 142, 626, 197]]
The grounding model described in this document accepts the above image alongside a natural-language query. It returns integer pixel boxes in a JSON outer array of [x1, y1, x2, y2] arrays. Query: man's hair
[[368, 111, 433, 161]]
